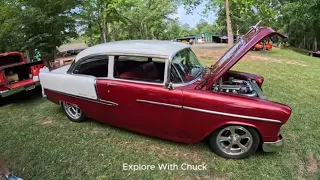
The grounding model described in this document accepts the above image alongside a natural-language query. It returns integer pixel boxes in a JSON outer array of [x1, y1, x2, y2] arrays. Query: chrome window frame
[[67, 54, 110, 77], [168, 48, 204, 87], [68, 49, 203, 88], [105, 55, 169, 86]]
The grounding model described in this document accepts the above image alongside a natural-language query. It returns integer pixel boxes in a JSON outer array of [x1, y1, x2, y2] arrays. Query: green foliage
[[80, 0, 178, 43], [280, 0, 320, 50], [0, 0, 80, 60]]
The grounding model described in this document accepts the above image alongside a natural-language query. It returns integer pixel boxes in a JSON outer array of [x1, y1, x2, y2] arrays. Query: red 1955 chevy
[[40, 26, 291, 159], [0, 52, 44, 98]]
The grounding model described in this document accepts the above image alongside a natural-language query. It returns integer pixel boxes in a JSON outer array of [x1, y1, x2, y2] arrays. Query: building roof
[[58, 42, 88, 52], [176, 35, 195, 40], [75, 40, 189, 61]]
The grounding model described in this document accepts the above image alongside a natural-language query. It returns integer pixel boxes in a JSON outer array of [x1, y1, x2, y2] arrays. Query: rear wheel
[[209, 125, 260, 159], [62, 102, 86, 122]]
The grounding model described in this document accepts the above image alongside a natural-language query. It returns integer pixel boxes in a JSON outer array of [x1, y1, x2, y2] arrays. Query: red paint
[[45, 73, 291, 144], [96, 79, 184, 141], [0, 52, 27, 64]]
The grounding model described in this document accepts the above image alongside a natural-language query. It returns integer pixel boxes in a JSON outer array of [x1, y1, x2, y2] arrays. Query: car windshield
[[171, 48, 203, 83]]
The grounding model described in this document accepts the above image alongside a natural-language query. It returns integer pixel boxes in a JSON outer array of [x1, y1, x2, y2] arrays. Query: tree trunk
[[100, 18, 107, 43], [89, 24, 93, 46], [314, 37, 317, 51], [225, 0, 233, 46]]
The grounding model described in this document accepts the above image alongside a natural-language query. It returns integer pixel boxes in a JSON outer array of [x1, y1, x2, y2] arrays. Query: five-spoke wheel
[[62, 102, 86, 122], [209, 125, 260, 159]]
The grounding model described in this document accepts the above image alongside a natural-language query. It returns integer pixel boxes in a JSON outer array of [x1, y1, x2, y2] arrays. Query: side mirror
[[165, 82, 174, 90]]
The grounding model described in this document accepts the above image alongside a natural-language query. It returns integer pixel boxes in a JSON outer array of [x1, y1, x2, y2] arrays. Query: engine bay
[[212, 77, 266, 99]]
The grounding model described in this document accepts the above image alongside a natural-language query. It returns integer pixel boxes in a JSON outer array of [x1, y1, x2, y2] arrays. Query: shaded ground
[[0, 47, 319, 179]]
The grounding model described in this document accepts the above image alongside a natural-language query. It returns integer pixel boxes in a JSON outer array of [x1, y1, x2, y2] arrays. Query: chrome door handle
[[107, 83, 117, 86]]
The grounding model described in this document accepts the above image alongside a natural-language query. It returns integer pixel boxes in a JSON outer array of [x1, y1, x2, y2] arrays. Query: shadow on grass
[[0, 87, 43, 107]]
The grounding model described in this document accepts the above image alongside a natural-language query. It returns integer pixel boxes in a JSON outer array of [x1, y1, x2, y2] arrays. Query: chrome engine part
[[212, 77, 262, 98]]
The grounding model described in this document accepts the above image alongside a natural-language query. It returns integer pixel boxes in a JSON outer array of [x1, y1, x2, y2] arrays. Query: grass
[[0, 47, 319, 179]]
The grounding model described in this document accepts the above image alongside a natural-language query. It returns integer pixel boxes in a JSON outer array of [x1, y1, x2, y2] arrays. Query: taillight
[[0, 71, 5, 85], [30, 64, 44, 81]]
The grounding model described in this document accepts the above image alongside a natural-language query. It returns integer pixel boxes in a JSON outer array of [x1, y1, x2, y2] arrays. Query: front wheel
[[209, 125, 260, 159], [62, 102, 86, 122]]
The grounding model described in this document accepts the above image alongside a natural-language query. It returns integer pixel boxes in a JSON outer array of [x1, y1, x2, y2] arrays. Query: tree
[[0, 0, 81, 61], [80, 0, 178, 43], [225, 0, 233, 46], [280, 0, 320, 50], [182, 0, 234, 45]]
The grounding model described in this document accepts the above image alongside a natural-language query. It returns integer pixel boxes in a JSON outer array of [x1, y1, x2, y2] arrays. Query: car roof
[[75, 40, 190, 62]]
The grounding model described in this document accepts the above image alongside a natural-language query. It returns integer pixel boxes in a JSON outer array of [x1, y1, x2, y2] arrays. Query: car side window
[[73, 57, 108, 77], [114, 55, 165, 83]]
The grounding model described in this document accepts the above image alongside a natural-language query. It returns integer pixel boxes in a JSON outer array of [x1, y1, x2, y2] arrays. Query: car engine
[[212, 77, 265, 99]]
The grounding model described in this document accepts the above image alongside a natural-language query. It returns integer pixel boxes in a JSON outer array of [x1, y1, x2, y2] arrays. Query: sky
[[176, 3, 217, 28]]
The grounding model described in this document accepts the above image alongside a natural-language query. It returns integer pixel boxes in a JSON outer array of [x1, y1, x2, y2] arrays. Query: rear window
[[0, 55, 22, 66]]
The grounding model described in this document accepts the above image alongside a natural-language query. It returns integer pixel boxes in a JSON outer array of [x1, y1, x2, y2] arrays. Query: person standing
[[189, 38, 194, 45], [0, 154, 23, 180]]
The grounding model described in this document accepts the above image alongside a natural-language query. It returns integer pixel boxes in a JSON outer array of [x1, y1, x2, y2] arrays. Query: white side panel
[[40, 72, 97, 100]]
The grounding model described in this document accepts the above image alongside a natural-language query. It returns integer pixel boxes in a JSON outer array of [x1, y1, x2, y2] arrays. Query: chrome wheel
[[216, 126, 253, 156], [63, 102, 82, 119]]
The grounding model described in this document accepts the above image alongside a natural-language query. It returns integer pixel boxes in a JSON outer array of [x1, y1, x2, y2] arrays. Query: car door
[[96, 79, 183, 140], [95, 55, 184, 140]]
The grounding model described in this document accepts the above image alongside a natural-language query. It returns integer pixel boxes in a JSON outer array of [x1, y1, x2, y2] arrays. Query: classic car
[[0, 52, 44, 98], [308, 51, 320, 57], [40, 26, 291, 159]]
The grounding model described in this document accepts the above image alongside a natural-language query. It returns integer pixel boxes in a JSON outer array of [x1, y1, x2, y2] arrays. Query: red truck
[[0, 52, 44, 98]]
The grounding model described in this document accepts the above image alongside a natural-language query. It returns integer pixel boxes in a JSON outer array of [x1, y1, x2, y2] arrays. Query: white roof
[[75, 40, 189, 62]]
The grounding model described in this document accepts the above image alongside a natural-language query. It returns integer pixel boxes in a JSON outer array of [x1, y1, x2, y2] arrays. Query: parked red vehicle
[[0, 52, 44, 98], [40, 26, 291, 159], [309, 51, 320, 57], [253, 38, 273, 50]]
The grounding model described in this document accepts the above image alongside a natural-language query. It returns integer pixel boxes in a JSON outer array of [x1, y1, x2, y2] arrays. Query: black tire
[[209, 125, 260, 159], [62, 102, 86, 122]]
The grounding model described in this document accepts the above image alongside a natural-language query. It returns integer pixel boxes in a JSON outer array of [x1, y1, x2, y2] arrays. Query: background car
[[308, 51, 320, 57]]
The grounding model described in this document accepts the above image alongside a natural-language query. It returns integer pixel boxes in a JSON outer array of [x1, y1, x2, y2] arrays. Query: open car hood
[[205, 27, 286, 89]]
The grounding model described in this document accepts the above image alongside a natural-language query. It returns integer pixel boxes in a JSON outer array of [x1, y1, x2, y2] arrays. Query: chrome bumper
[[262, 134, 284, 152], [0, 81, 40, 98]]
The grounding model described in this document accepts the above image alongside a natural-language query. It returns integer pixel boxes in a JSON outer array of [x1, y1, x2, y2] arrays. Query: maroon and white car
[[309, 51, 320, 57], [40, 27, 291, 159], [0, 52, 44, 98]]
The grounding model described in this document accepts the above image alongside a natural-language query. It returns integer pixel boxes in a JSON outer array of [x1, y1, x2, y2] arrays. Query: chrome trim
[[100, 99, 118, 106], [103, 77, 165, 86], [94, 78, 100, 100], [136, 99, 182, 109], [262, 134, 284, 152], [107, 83, 117, 86], [77, 53, 168, 63], [183, 106, 282, 124], [45, 88, 118, 106], [108, 56, 114, 78], [168, 48, 204, 87], [0, 81, 41, 98]]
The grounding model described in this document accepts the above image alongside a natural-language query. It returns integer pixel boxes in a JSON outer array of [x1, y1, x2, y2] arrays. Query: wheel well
[[206, 123, 263, 147]]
